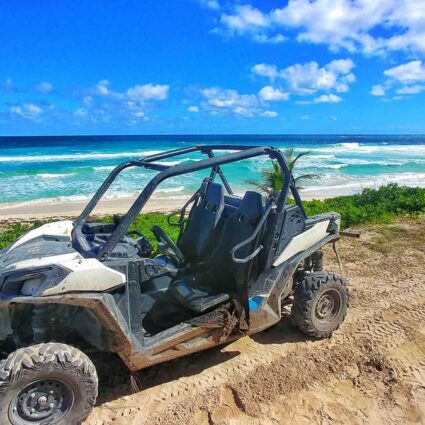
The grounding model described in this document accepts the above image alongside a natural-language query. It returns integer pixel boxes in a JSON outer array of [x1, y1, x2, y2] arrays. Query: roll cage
[[74, 145, 307, 260]]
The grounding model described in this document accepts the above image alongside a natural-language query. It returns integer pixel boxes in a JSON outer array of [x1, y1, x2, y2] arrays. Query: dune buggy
[[0, 145, 348, 424]]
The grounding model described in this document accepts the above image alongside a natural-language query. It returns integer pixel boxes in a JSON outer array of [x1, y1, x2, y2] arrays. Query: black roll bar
[[73, 145, 306, 259]]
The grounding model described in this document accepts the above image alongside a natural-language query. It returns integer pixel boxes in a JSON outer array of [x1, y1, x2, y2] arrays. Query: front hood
[[8, 220, 74, 251], [0, 221, 76, 271], [0, 220, 126, 296]]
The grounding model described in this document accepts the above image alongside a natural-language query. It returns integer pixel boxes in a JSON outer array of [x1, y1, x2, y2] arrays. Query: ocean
[[1, 135, 425, 205]]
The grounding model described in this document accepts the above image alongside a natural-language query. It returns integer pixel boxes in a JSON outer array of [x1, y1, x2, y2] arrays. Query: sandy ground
[[0, 193, 326, 221], [0, 196, 190, 221], [82, 216, 425, 425]]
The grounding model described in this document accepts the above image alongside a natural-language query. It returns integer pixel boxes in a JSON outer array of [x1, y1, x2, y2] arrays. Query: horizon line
[[1, 133, 425, 139]]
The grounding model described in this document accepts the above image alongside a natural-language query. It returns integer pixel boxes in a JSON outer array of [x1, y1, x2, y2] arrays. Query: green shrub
[[103, 212, 180, 249], [0, 222, 46, 250], [303, 184, 425, 229], [1, 184, 424, 249]]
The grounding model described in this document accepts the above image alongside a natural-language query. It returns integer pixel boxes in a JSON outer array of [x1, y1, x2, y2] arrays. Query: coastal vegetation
[[1, 184, 424, 250], [249, 147, 317, 193]]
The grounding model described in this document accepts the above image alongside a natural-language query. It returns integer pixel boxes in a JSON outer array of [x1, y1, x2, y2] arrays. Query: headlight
[[0, 266, 68, 297]]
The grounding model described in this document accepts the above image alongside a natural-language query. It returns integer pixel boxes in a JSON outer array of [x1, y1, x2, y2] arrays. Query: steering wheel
[[151, 226, 185, 265]]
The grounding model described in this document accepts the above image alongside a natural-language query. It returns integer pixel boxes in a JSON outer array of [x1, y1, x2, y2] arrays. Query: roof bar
[[140, 145, 199, 162], [205, 149, 233, 195], [132, 160, 170, 172]]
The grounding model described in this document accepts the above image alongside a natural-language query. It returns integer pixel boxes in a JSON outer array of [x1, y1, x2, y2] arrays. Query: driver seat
[[171, 191, 266, 313], [177, 182, 225, 264]]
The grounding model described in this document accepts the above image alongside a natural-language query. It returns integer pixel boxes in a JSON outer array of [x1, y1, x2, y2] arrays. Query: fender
[[248, 213, 340, 333]]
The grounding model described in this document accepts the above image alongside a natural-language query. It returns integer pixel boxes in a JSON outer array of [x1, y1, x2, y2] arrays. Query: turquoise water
[[1, 135, 425, 204]]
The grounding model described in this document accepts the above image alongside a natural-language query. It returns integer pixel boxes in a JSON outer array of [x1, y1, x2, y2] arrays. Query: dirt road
[[85, 217, 425, 425]]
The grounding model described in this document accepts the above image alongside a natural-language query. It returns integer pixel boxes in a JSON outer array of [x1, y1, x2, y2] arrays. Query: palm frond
[[293, 150, 310, 163], [294, 173, 318, 182], [247, 148, 318, 194], [246, 179, 273, 194]]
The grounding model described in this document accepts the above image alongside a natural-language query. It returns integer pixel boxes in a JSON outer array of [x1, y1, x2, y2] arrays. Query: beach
[[0, 191, 336, 221], [0, 195, 191, 221], [2, 135, 425, 215], [1, 136, 424, 424]]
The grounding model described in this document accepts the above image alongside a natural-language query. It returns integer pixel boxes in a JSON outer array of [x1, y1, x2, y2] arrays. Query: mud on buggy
[[0, 145, 348, 424]]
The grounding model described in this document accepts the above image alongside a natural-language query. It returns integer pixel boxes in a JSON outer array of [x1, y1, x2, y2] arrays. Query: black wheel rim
[[314, 288, 341, 323], [9, 379, 74, 425]]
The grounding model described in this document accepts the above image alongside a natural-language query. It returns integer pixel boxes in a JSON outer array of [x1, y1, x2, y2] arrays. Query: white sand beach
[[0, 192, 329, 221], [0, 196, 191, 221]]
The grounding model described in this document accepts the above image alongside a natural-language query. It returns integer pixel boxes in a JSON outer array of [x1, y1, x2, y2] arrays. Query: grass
[[302, 184, 425, 229], [1, 184, 424, 250], [0, 221, 47, 250]]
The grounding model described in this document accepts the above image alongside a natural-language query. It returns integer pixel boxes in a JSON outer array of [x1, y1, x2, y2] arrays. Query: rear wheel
[[0, 343, 98, 425], [292, 271, 348, 338]]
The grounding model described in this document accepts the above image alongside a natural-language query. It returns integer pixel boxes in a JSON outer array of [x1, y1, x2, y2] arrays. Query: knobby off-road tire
[[292, 271, 349, 338], [0, 343, 98, 425]]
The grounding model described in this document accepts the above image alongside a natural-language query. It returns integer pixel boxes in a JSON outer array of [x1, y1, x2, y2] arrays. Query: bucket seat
[[177, 182, 225, 264], [171, 191, 267, 313]]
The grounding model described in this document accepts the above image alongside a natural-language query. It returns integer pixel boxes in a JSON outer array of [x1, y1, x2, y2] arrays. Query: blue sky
[[1, 0, 425, 135]]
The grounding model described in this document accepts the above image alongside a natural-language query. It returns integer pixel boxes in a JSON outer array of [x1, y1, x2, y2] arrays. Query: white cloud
[[10, 103, 42, 120], [198, 0, 220, 10], [200, 86, 274, 117], [271, 0, 394, 53], [326, 59, 356, 74], [373, 60, 425, 98], [371, 84, 386, 96], [221, 5, 268, 32], [132, 111, 146, 118], [300, 115, 311, 120], [384, 60, 425, 83], [261, 110, 278, 117], [313, 94, 342, 103], [258, 86, 290, 101], [35, 82, 54, 93], [95, 80, 111, 96], [91, 80, 169, 101], [201, 87, 257, 109], [252, 63, 279, 79], [188, 106, 199, 112], [213, 0, 425, 55], [281, 59, 355, 94], [126, 83, 169, 101], [252, 33, 287, 44], [83, 96, 93, 106], [253, 58, 355, 101], [396, 84, 425, 94], [78, 80, 170, 123], [217, 5, 285, 44]]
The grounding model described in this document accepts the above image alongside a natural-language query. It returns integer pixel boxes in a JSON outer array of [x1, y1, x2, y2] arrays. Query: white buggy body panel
[[1, 221, 126, 296], [8, 221, 74, 251], [273, 220, 331, 267]]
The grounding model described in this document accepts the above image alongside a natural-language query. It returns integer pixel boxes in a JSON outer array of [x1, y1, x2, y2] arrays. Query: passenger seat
[[171, 191, 267, 313]]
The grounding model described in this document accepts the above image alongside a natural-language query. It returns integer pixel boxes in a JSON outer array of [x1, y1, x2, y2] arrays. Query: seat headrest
[[203, 183, 224, 212], [239, 191, 265, 224]]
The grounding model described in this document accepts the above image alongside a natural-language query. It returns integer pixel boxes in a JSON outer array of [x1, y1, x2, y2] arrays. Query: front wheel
[[0, 343, 98, 425], [292, 271, 349, 338]]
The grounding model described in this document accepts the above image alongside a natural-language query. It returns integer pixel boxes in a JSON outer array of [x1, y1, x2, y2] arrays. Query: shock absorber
[[311, 250, 324, 271], [32, 305, 51, 343], [304, 249, 324, 272]]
